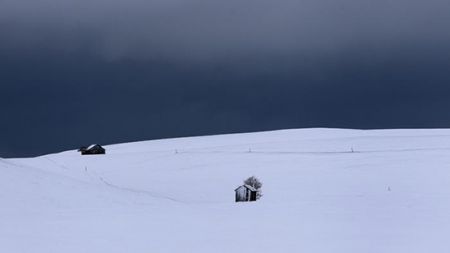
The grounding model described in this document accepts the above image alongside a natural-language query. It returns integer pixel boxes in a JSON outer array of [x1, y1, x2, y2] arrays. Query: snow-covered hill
[[2, 128, 450, 252]]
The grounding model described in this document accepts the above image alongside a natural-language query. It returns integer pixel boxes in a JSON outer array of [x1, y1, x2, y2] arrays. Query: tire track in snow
[[92, 172, 188, 204], [42, 157, 71, 170]]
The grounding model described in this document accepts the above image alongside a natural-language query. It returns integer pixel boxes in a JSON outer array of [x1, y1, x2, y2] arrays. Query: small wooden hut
[[235, 184, 257, 202], [78, 144, 106, 155]]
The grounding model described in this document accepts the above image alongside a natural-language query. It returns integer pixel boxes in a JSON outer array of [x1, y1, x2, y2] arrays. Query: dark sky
[[1, 0, 450, 157]]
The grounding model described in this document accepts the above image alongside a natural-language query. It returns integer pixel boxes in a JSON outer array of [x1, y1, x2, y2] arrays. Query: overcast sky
[[1, 0, 450, 157]]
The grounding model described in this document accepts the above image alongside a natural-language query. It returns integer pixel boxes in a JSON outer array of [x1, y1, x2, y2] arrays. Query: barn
[[78, 144, 106, 155], [235, 184, 257, 202]]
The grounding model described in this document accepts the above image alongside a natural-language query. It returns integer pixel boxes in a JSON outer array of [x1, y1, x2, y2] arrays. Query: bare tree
[[244, 176, 263, 199]]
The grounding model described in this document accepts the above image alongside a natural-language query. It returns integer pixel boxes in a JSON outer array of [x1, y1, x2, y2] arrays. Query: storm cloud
[[2, 0, 450, 62], [1, 0, 450, 157]]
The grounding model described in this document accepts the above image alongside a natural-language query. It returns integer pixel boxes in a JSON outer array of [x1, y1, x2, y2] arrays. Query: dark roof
[[87, 144, 102, 150], [78, 144, 105, 152]]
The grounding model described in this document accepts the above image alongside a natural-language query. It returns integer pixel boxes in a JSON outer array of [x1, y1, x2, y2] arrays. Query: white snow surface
[[2, 128, 450, 252]]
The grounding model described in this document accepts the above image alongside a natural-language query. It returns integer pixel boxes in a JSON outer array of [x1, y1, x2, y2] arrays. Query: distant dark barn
[[78, 144, 105, 155], [235, 184, 257, 202]]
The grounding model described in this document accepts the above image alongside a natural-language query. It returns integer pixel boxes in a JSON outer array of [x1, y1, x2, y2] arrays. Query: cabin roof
[[87, 144, 102, 150], [235, 184, 257, 192]]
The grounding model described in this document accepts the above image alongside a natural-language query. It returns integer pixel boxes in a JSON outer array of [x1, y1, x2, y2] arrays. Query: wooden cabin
[[235, 184, 257, 202], [78, 144, 105, 155]]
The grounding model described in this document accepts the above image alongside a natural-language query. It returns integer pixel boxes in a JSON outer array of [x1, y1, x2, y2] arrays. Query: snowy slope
[[2, 128, 450, 252]]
